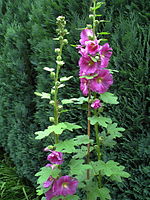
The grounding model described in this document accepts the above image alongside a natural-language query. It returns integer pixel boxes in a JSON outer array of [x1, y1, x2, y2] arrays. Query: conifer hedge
[[0, 0, 149, 199]]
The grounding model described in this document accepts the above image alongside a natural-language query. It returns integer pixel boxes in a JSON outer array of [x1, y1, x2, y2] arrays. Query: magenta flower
[[43, 176, 54, 188], [85, 40, 100, 56], [90, 69, 113, 94], [80, 29, 94, 45], [45, 189, 56, 200], [91, 99, 102, 109], [100, 43, 112, 68], [52, 176, 78, 197], [79, 56, 98, 74], [47, 151, 63, 165], [80, 77, 89, 96]]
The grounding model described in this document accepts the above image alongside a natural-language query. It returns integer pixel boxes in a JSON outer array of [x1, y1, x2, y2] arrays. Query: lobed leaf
[[100, 92, 119, 104], [88, 116, 112, 128]]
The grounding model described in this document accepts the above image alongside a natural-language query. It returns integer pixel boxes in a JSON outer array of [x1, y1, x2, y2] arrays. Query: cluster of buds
[[43, 150, 78, 200]]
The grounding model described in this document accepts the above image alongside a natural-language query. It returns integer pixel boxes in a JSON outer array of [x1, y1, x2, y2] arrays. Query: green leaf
[[61, 99, 74, 104], [55, 139, 76, 153], [100, 92, 119, 104], [107, 123, 125, 138], [80, 74, 98, 80], [90, 56, 98, 62], [74, 135, 92, 145], [35, 128, 53, 139], [60, 76, 73, 82], [98, 32, 110, 35], [99, 187, 111, 200], [63, 122, 81, 131], [88, 116, 112, 128], [69, 159, 92, 176], [43, 67, 55, 72], [34, 92, 51, 99]]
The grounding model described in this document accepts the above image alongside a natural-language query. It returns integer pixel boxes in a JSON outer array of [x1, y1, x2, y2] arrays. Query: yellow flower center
[[62, 182, 69, 188], [97, 77, 103, 83]]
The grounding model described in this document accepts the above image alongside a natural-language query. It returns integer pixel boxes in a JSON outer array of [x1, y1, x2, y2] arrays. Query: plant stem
[[54, 41, 64, 144], [93, 0, 96, 36], [87, 90, 91, 179]]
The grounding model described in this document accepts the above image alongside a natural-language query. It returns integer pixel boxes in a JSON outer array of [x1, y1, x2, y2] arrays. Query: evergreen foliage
[[0, 0, 149, 199]]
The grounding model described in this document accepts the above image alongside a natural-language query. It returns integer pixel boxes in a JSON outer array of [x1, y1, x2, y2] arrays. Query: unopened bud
[[58, 105, 63, 110], [55, 48, 60, 53], [49, 100, 54, 105], [49, 117, 54, 122], [63, 39, 68, 44], [95, 20, 99, 25], [95, 56, 100, 61], [57, 56, 62, 61], [51, 89, 55, 95], [89, 14, 94, 19], [50, 72, 55, 78], [86, 24, 92, 29], [59, 36, 63, 40]]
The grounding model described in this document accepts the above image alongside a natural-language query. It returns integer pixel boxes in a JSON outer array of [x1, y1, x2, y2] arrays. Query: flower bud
[[86, 24, 92, 29], [59, 36, 63, 40], [50, 72, 55, 78], [58, 105, 63, 110], [89, 14, 94, 19], [63, 39, 68, 45], [49, 117, 54, 122], [55, 48, 61, 53], [95, 20, 99, 25], [51, 89, 55, 95], [56, 60, 65, 66], [49, 100, 54, 105], [57, 56, 62, 61]]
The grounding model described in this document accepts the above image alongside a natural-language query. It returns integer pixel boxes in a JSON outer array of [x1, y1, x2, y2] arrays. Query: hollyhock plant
[[47, 151, 63, 165], [91, 99, 102, 109], [90, 69, 113, 94], [80, 28, 94, 45], [52, 176, 78, 197]]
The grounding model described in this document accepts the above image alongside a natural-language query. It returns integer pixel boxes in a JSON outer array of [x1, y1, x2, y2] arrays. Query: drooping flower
[[47, 151, 63, 165], [91, 99, 102, 109], [90, 69, 113, 94], [79, 56, 98, 74], [52, 176, 78, 197], [80, 29, 94, 45]]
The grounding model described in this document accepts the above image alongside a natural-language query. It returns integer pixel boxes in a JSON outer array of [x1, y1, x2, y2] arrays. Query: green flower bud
[[55, 48, 61, 53], [59, 36, 63, 40], [86, 24, 92, 29], [49, 100, 54, 105], [63, 39, 68, 45], [95, 20, 99, 25], [51, 89, 55, 95], [89, 14, 94, 19], [49, 117, 54, 122], [56, 60, 65, 66], [58, 105, 63, 110], [50, 72, 55, 79], [57, 56, 62, 61]]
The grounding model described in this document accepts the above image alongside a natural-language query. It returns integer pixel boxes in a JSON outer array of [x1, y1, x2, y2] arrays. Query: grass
[[0, 148, 39, 200]]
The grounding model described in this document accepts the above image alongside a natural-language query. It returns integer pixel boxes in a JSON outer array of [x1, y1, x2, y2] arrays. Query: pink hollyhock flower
[[80, 29, 94, 45], [100, 43, 112, 68], [90, 69, 113, 94], [52, 176, 78, 197], [47, 151, 63, 165], [45, 189, 56, 200], [43, 176, 54, 188], [80, 77, 89, 96], [91, 99, 102, 109], [79, 56, 98, 74], [85, 40, 100, 56]]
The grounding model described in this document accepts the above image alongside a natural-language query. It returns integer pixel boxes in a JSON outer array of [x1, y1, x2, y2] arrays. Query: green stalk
[[93, 0, 96, 36], [54, 41, 64, 144], [87, 90, 91, 179]]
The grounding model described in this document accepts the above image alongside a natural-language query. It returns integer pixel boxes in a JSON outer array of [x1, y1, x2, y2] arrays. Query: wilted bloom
[[52, 176, 78, 197], [80, 76, 89, 96], [91, 99, 102, 109], [47, 151, 63, 165], [79, 56, 98, 74], [80, 29, 94, 45], [90, 69, 113, 94]]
